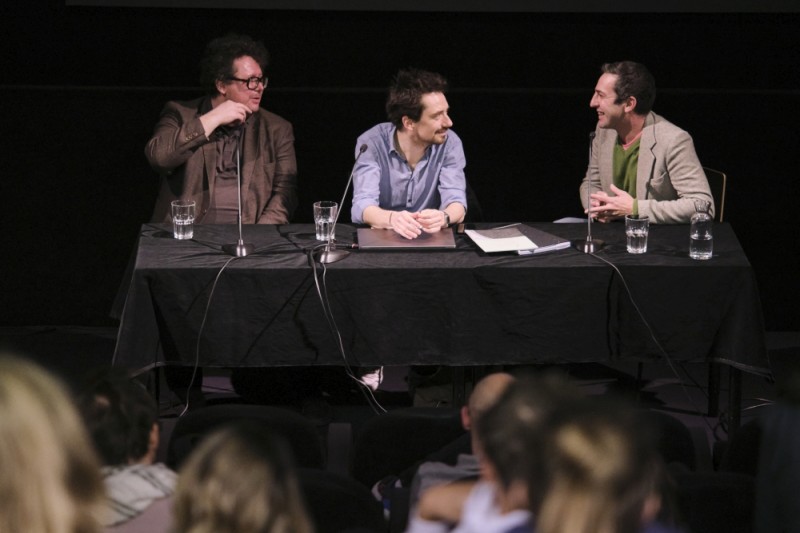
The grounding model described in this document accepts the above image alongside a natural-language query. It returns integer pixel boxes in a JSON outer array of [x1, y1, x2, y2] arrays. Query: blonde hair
[[0, 355, 104, 533], [535, 401, 662, 533], [173, 422, 313, 533]]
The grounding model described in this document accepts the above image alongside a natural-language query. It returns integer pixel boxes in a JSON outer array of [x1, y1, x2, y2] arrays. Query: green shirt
[[613, 137, 640, 216]]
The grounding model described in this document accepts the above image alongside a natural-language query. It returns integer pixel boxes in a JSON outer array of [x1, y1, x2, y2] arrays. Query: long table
[[114, 222, 769, 382]]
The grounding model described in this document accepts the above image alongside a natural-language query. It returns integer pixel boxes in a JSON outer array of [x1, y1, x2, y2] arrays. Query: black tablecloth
[[113, 222, 769, 375]]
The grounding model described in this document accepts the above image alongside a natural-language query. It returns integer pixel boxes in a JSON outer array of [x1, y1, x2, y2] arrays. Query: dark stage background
[[1, 4, 798, 331]]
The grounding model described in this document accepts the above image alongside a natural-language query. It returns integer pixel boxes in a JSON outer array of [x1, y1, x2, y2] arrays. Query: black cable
[[306, 246, 387, 414], [179, 255, 238, 417], [587, 250, 717, 435]]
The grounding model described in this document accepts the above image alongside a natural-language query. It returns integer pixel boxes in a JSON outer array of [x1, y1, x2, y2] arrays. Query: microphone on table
[[222, 119, 255, 257], [575, 131, 605, 253], [316, 143, 369, 264]]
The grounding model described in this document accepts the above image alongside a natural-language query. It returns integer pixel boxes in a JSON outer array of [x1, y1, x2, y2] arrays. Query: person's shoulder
[[163, 97, 204, 112], [359, 122, 393, 139], [357, 122, 394, 152], [445, 128, 462, 141], [648, 112, 689, 136]]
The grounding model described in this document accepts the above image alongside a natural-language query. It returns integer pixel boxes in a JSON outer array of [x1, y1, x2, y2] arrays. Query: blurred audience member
[[754, 351, 800, 533], [407, 372, 515, 511], [531, 396, 684, 533], [77, 368, 176, 531], [407, 373, 576, 533], [0, 354, 105, 533], [173, 421, 313, 533]]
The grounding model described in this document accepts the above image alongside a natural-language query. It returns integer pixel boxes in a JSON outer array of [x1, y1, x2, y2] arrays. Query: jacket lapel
[[637, 112, 658, 199]]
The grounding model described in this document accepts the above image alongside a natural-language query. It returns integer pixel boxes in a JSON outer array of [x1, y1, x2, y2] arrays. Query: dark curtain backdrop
[[1, 3, 798, 330]]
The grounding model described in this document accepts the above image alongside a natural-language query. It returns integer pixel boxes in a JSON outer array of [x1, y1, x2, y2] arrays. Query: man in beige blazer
[[146, 33, 297, 225], [580, 61, 713, 224]]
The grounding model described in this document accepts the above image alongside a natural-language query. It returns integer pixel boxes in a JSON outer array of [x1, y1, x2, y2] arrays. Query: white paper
[[465, 228, 538, 253]]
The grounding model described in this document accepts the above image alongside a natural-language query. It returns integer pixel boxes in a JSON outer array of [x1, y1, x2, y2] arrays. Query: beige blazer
[[580, 112, 714, 224]]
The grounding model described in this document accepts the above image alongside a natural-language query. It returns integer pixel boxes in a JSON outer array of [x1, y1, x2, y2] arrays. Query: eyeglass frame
[[225, 75, 269, 90]]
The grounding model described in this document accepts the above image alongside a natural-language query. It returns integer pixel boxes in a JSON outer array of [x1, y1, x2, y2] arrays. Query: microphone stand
[[316, 144, 368, 264], [223, 125, 254, 257], [575, 131, 604, 254]]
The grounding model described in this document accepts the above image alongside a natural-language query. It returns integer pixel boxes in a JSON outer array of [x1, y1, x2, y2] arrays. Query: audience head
[[462, 372, 515, 452], [533, 395, 666, 533], [199, 33, 270, 97], [476, 372, 581, 501], [0, 354, 104, 533], [76, 367, 160, 466], [600, 61, 656, 116], [172, 421, 313, 533], [385, 68, 449, 128]]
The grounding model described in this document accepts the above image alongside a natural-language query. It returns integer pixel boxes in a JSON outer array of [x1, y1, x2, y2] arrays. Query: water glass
[[313, 201, 337, 242], [689, 212, 713, 260], [625, 215, 649, 254], [171, 200, 195, 240]]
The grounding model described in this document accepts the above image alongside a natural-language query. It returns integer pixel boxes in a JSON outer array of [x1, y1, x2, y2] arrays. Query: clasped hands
[[391, 209, 447, 240], [586, 184, 634, 222]]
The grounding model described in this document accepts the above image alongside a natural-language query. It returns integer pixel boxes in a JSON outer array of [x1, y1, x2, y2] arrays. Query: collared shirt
[[350, 122, 467, 224], [204, 125, 242, 224]]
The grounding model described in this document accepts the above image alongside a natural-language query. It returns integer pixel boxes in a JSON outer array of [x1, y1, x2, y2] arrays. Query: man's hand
[[588, 184, 634, 222], [390, 210, 423, 239], [199, 100, 251, 137], [417, 209, 447, 233]]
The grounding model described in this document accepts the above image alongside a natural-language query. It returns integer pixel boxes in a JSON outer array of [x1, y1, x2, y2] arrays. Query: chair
[[296, 468, 387, 533], [703, 166, 727, 222], [638, 409, 697, 471], [166, 403, 325, 470], [672, 471, 755, 533], [702, 167, 729, 420], [465, 180, 485, 223], [718, 417, 762, 476], [350, 406, 466, 488]]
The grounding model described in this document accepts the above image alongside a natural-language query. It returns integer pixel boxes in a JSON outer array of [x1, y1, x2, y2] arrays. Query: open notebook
[[465, 224, 570, 255], [357, 227, 456, 249]]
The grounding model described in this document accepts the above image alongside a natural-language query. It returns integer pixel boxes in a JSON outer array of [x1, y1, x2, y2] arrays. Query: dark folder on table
[[357, 228, 456, 249]]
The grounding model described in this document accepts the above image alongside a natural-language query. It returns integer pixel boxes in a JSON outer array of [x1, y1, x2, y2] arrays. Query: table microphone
[[223, 120, 254, 257], [316, 143, 368, 264], [575, 131, 604, 253]]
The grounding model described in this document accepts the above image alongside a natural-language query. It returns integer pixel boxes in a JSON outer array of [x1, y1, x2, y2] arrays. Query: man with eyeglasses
[[146, 33, 297, 225]]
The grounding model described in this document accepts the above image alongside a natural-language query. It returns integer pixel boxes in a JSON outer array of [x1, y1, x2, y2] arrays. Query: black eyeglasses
[[225, 75, 268, 90]]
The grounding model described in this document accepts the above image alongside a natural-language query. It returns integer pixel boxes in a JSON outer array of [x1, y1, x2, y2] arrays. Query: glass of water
[[625, 215, 649, 254], [689, 212, 713, 260], [313, 201, 338, 242], [171, 200, 195, 240]]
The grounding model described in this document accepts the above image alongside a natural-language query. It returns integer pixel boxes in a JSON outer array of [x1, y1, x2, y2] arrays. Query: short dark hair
[[385, 68, 449, 128], [199, 33, 270, 96], [601, 61, 656, 115], [77, 368, 158, 465]]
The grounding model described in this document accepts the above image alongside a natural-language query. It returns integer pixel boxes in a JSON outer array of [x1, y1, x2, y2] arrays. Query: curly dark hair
[[385, 68, 449, 128], [601, 61, 656, 116], [199, 33, 270, 96], [76, 368, 158, 465]]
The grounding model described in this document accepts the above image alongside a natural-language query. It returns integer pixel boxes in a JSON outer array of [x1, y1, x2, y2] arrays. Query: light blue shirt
[[350, 123, 467, 223]]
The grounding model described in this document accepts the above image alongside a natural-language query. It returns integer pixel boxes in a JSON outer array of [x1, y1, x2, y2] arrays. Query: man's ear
[[624, 96, 638, 113], [215, 79, 227, 97], [401, 115, 415, 131]]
